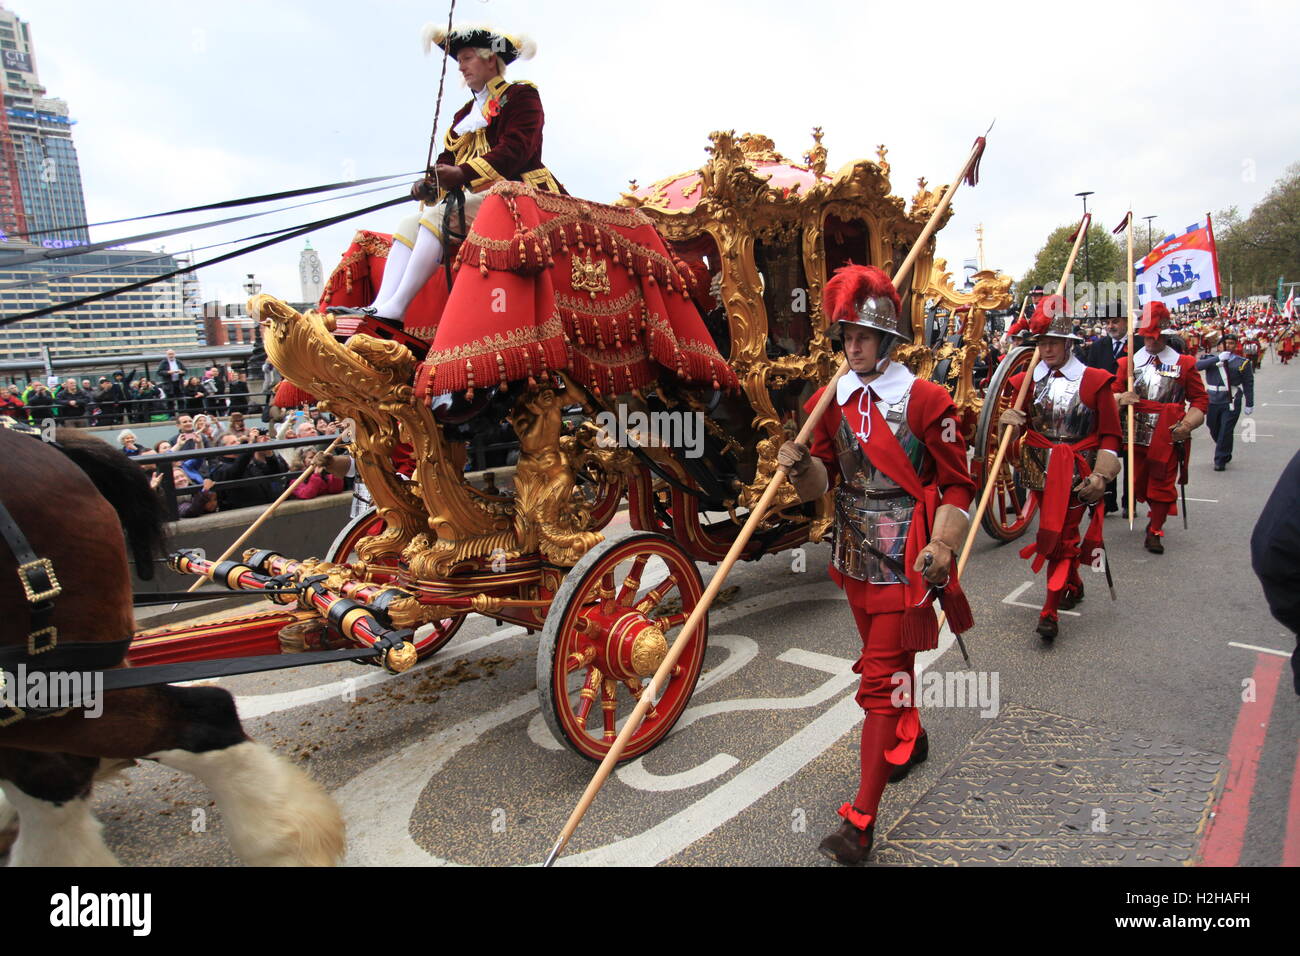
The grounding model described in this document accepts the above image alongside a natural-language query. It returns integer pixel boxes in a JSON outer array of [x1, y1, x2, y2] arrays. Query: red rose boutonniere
[[486, 96, 503, 120]]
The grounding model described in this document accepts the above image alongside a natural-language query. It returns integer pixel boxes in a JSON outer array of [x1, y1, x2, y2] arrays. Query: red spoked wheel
[[326, 507, 388, 565], [536, 531, 707, 763], [327, 507, 466, 660], [974, 345, 1039, 542]]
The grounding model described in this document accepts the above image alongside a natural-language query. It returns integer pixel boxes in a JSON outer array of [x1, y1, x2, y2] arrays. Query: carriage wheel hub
[[579, 607, 668, 679]]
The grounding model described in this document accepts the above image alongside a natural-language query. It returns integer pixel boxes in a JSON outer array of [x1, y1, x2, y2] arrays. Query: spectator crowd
[[0, 359, 255, 428]]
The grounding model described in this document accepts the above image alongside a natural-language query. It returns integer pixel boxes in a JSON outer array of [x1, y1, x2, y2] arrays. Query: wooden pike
[[184, 434, 346, 594], [543, 131, 993, 867], [943, 211, 1091, 620], [1123, 212, 1137, 530]]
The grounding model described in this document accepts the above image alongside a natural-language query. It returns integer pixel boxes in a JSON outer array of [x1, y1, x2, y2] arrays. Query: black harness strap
[[0, 638, 132, 674], [0, 494, 61, 655], [132, 588, 302, 607]]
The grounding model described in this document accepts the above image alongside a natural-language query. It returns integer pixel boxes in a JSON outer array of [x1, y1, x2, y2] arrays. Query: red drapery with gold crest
[[410, 183, 735, 401]]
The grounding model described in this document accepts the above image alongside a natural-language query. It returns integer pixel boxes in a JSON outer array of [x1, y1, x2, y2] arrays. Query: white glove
[[1218, 351, 1232, 362], [1244, 406, 1254, 416]]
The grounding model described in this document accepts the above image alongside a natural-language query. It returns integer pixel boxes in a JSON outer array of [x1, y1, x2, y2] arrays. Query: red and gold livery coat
[[436, 76, 564, 196]]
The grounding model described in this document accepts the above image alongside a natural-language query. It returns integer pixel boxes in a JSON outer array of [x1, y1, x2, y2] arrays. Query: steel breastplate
[[831, 398, 923, 584], [1125, 358, 1185, 447], [1019, 374, 1097, 492]]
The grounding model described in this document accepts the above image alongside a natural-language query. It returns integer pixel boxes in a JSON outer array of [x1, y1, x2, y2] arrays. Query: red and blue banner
[[1135, 215, 1221, 309]]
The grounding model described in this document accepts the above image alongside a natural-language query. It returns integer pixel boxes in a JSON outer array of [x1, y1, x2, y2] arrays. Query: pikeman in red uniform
[[777, 265, 976, 865], [998, 296, 1122, 640], [1114, 302, 1208, 554]]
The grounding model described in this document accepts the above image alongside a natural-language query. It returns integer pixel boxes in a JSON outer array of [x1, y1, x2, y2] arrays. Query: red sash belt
[[1018, 430, 1106, 591]]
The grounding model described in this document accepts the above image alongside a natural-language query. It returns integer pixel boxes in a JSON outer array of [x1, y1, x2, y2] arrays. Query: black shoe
[[1144, 529, 1165, 554], [818, 817, 875, 866], [1036, 616, 1058, 641], [1058, 583, 1084, 610], [1214, 463, 1226, 471], [325, 305, 378, 317], [888, 730, 929, 783]]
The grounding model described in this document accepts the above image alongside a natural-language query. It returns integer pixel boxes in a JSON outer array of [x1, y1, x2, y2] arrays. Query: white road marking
[[558, 696, 867, 867], [615, 754, 741, 792], [333, 583, 857, 865], [1262, 403, 1300, 407], [1184, 497, 1219, 503], [1227, 641, 1291, 658], [1001, 581, 1081, 617], [526, 632, 761, 753], [614, 645, 857, 793]]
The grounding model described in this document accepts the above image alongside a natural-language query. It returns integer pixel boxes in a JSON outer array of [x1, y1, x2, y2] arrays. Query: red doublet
[[1008, 365, 1122, 610], [1113, 352, 1209, 507], [804, 374, 976, 822]]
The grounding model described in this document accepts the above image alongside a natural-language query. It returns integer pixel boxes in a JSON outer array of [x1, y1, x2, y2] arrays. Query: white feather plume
[[421, 22, 448, 56]]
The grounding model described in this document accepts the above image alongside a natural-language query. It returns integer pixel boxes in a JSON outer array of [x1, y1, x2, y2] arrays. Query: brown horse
[[0, 427, 344, 865]]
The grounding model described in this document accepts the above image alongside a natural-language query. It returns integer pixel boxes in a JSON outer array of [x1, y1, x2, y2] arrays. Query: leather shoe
[[1036, 615, 1058, 640], [1214, 463, 1226, 471], [325, 305, 377, 317], [818, 817, 875, 866], [1058, 583, 1084, 610], [1144, 529, 1164, 554], [888, 729, 929, 783]]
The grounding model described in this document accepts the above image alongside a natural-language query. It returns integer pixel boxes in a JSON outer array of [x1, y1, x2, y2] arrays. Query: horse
[[0, 425, 344, 865]]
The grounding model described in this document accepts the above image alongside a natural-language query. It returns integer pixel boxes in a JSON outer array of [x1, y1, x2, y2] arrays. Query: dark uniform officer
[[1194, 331, 1254, 471]]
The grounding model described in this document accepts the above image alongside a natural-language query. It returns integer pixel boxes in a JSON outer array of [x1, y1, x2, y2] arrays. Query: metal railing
[[140, 435, 340, 521], [10, 388, 274, 426]]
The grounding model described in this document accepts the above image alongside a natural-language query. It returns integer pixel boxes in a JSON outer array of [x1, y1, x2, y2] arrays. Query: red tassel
[[939, 577, 975, 635], [900, 607, 939, 652]]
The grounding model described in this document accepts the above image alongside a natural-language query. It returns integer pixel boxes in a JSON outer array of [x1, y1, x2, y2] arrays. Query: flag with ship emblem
[[1135, 214, 1221, 309]]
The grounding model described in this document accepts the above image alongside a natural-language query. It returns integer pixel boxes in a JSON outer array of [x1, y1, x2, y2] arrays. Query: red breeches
[[848, 606, 915, 716], [1132, 446, 1179, 505]]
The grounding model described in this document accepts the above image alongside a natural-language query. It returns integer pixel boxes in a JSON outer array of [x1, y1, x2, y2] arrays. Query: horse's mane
[[53, 429, 168, 581]]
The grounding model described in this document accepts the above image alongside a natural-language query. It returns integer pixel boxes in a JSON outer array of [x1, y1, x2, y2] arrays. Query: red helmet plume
[[823, 265, 901, 324]]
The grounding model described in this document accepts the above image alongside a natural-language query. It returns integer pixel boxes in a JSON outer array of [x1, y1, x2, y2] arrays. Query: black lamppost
[[1142, 215, 1157, 254]]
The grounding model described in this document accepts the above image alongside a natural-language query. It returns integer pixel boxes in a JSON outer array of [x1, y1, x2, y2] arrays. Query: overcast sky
[[22, 0, 1300, 308]]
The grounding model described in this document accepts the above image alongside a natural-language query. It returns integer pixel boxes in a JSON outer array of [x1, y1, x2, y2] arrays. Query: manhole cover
[[873, 703, 1225, 866]]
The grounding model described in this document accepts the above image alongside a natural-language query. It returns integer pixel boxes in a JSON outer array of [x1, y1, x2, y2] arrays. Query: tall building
[[0, 5, 89, 246], [0, 240, 199, 360], [299, 240, 324, 304]]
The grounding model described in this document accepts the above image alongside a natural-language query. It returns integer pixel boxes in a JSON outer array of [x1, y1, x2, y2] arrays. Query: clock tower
[[299, 240, 324, 304]]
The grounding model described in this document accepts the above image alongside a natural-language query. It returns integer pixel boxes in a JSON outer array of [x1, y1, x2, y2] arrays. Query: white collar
[[836, 360, 915, 407], [1033, 353, 1085, 383], [1136, 345, 1178, 368]]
